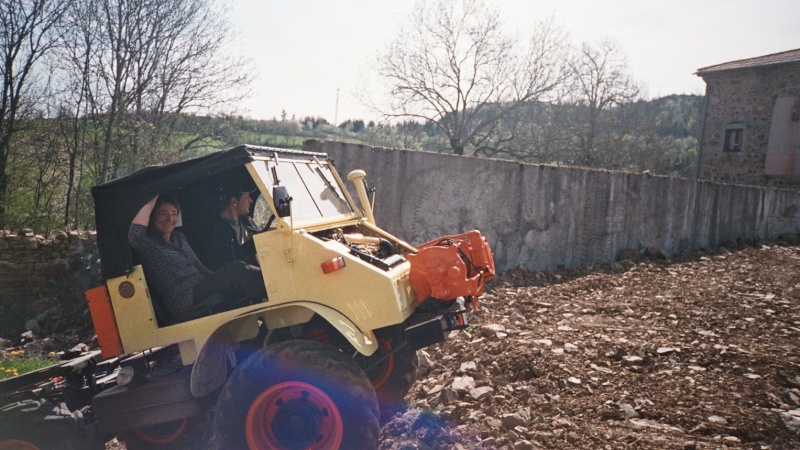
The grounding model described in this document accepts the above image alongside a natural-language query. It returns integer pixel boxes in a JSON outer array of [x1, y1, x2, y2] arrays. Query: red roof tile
[[696, 48, 800, 75]]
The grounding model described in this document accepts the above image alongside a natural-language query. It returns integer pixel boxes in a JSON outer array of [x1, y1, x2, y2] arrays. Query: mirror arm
[[368, 182, 376, 211]]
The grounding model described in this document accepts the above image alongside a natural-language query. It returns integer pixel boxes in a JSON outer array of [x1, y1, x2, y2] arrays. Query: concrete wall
[[306, 140, 800, 272]]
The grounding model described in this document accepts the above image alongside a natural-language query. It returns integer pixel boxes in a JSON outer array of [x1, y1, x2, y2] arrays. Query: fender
[[190, 302, 378, 398]]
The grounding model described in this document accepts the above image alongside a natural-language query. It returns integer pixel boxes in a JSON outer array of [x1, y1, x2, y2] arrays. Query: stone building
[[696, 48, 800, 189]]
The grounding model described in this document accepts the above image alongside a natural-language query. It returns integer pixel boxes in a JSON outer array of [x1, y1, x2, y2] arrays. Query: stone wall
[[698, 62, 800, 188], [0, 230, 99, 336]]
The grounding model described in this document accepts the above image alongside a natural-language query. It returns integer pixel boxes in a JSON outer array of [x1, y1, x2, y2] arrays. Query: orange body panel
[[86, 285, 123, 359], [407, 230, 495, 309]]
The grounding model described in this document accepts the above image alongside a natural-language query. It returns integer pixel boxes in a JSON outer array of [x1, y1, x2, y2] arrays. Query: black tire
[[117, 409, 213, 450], [361, 336, 419, 423], [0, 400, 103, 450], [212, 340, 380, 450]]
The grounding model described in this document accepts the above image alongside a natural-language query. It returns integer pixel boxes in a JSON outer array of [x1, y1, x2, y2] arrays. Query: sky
[[227, 0, 800, 124]]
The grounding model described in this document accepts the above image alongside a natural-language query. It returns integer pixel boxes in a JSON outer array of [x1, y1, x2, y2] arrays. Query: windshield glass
[[298, 163, 352, 216], [251, 158, 353, 221]]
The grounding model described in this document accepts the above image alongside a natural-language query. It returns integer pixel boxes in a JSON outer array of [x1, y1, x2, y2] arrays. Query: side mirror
[[273, 186, 292, 218]]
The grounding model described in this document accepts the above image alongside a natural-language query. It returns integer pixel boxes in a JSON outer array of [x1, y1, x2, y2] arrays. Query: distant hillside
[[185, 94, 704, 165]]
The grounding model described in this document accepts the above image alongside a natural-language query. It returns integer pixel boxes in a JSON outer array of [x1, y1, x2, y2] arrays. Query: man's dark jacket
[[190, 215, 259, 271]]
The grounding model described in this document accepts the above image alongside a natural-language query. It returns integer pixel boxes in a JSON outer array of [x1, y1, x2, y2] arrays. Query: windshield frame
[[246, 152, 361, 228]]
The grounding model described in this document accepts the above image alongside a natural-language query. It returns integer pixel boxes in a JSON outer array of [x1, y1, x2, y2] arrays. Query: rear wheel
[[0, 400, 103, 450], [212, 340, 380, 449], [0, 440, 39, 450], [117, 411, 212, 450]]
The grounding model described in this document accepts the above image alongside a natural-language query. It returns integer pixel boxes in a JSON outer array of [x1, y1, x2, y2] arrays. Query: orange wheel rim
[[132, 418, 188, 444], [245, 381, 342, 450], [370, 338, 395, 390], [0, 440, 40, 450]]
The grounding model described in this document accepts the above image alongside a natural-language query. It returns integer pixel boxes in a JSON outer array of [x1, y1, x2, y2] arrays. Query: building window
[[723, 124, 744, 152]]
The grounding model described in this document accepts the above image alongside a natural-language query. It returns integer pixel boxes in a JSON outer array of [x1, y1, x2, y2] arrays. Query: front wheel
[[212, 340, 380, 450]]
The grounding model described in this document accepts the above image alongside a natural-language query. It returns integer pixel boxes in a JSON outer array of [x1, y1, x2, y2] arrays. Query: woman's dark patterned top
[[129, 224, 212, 315]]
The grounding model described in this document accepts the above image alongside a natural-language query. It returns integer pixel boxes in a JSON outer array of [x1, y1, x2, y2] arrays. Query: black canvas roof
[[92, 145, 326, 279]]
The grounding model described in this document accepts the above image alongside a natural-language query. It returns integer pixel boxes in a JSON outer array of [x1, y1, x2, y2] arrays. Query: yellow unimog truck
[[0, 145, 494, 450]]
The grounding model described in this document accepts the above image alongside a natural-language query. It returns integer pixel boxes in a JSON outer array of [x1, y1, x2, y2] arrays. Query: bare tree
[[47, 0, 98, 230], [562, 40, 641, 167], [5, 117, 70, 233], [376, 0, 566, 155], [489, 102, 575, 164], [0, 0, 71, 227], [59, 0, 251, 183]]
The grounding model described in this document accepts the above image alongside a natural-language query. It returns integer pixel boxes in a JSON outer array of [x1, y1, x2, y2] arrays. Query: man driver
[[194, 183, 260, 271]]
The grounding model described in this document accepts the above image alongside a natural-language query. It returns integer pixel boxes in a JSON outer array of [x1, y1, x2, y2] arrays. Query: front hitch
[[407, 230, 495, 310], [404, 297, 470, 351]]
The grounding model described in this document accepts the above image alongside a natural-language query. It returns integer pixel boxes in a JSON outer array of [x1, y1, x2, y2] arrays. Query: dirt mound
[[380, 244, 800, 449]]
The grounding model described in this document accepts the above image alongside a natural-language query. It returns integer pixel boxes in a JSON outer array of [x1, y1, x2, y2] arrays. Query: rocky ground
[[5, 239, 800, 449], [379, 241, 800, 450]]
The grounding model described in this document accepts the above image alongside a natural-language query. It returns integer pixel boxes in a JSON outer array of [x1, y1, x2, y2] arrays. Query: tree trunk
[[0, 139, 9, 228], [450, 138, 465, 156], [0, 168, 7, 228]]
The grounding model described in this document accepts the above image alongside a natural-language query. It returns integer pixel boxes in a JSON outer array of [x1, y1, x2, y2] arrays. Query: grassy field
[[0, 350, 55, 380]]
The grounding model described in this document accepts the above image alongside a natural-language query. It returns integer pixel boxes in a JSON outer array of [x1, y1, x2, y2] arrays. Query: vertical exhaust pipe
[[347, 170, 376, 225]]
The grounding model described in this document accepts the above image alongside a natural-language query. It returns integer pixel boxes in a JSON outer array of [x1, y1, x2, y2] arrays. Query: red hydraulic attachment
[[407, 230, 495, 309]]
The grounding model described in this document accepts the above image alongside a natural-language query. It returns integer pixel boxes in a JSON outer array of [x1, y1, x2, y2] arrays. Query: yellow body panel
[[107, 232, 414, 362], [107, 266, 264, 364], [255, 229, 415, 333]]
